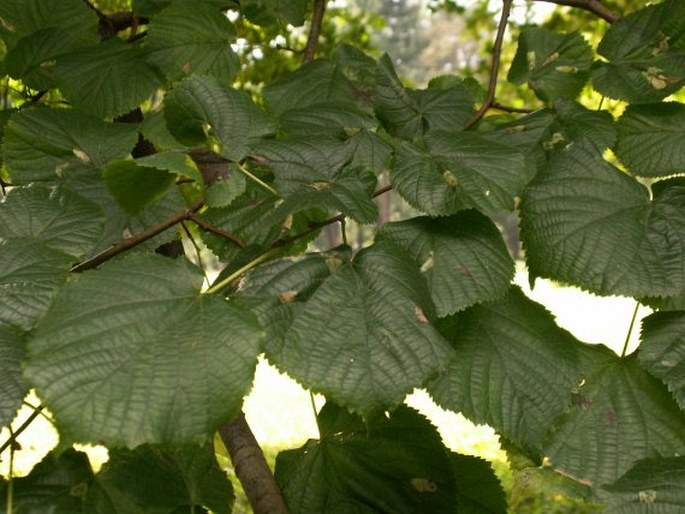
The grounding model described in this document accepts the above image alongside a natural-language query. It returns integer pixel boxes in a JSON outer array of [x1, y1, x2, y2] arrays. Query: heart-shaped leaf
[[268, 240, 454, 417], [508, 28, 592, 102], [615, 102, 685, 177], [26, 253, 263, 447], [377, 211, 514, 316], [545, 348, 685, 487], [638, 311, 685, 410], [275, 404, 460, 514], [3, 108, 138, 184], [146, 2, 239, 84], [521, 143, 685, 297], [591, 0, 685, 103], [164, 75, 274, 160], [55, 38, 165, 118], [428, 287, 582, 456], [391, 131, 524, 217], [0, 184, 105, 257]]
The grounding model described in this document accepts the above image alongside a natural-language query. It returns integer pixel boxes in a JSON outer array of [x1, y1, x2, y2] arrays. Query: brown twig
[[490, 101, 534, 114], [303, 0, 328, 63], [71, 200, 204, 273], [0, 405, 44, 456], [465, 0, 514, 130], [535, 0, 619, 23], [188, 213, 246, 248], [219, 413, 288, 514]]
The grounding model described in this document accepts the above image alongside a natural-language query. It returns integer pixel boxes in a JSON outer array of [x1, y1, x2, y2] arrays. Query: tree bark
[[219, 412, 288, 514]]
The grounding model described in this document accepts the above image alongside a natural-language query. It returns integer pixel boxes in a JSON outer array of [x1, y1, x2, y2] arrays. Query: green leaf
[[639, 312, 685, 410], [4, 28, 93, 90], [601, 457, 685, 513], [377, 211, 514, 317], [428, 286, 582, 456], [450, 454, 507, 514], [545, 349, 685, 487], [146, 2, 239, 84], [521, 143, 685, 297], [550, 99, 617, 152], [0, 0, 97, 50], [54, 38, 165, 118], [390, 131, 524, 217], [0, 238, 72, 330], [102, 160, 176, 215], [269, 240, 454, 417], [0, 323, 26, 428], [0, 184, 105, 257], [85, 444, 233, 514], [263, 60, 363, 117], [205, 173, 246, 207], [615, 102, 685, 177], [241, 0, 309, 26], [373, 55, 474, 140], [140, 109, 190, 152], [254, 137, 379, 222], [238, 249, 348, 346], [3, 107, 139, 184], [508, 28, 592, 102], [0, 449, 93, 514], [275, 404, 458, 513], [25, 253, 263, 447], [344, 130, 393, 173], [164, 75, 274, 160], [136, 150, 204, 185], [592, 0, 685, 103]]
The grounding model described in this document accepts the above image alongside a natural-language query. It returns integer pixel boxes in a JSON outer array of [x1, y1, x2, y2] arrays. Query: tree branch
[[490, 101, 534, 114], [303, 0, 328, 63], [188, 213, 245, 248], [219, 413, 288, 514], [71, 200, 204, 273], [465, 0, 514, 130], [535, 0, 619, 23], [0, 405, 44, 456]]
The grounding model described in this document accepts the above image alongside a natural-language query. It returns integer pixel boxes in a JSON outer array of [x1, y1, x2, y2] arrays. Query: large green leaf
[[601, 457, 685, 513], [0, 238, 72, 330], [164, 75, 274, 160], [521, 143, 685, 297], [377, 211, 514, 317], [269, 240, 454, 417], [373, 55, 474, 140], [639, 312, 685, 410], [428, 286, 582, 456], [253, 137, 378, 222], [390, 131, 524, 217], [508, 28, 592, 102], [85, 444, 233, 514], [3, 108, 138, 183], [54, 38, 165, 118], [102, 161, 176, 215], [615, 102, 685, 177], [146, 2, 239, 84], [545, 348, 685, 487], [0, 184, 105, 257], [25, 254, 263, 447], [275, 404, 459, 513], [238, 249, 348, 347], [450, 454, 507, 513], [4, 28, 93, 90], [0, 449, 93, 514], [263, 60, 363, 117], [0, 0, 97, 50], [592, 0, 685, 103], [0, 323, 26, 428]]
